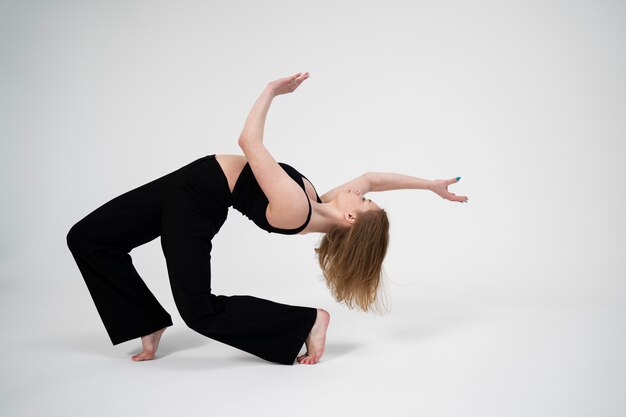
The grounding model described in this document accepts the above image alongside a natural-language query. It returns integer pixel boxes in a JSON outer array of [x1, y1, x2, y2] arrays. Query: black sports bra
[[231, 162, 322, 234]]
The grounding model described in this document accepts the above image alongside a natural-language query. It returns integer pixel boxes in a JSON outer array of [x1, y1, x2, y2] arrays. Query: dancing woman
[[66, 71, 468, 365]]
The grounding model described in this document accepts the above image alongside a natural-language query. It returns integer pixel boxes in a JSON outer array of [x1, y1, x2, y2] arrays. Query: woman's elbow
[[237, 136, 249, 150]]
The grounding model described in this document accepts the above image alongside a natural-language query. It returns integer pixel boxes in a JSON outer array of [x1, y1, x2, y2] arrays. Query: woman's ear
[[344, 212, 357, 225]]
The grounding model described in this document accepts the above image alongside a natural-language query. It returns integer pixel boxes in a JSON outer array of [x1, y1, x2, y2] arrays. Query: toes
[[131, 351, 155, 361], [297, 354, 320, 365]]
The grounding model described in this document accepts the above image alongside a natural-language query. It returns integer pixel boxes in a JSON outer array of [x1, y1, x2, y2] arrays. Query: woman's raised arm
[[237, 72, 314, 228]]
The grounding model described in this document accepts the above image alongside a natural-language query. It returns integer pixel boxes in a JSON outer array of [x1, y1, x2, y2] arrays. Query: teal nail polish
[[456, 176, 461, 181]]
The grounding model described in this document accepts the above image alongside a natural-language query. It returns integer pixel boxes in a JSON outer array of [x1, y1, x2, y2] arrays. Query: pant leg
[[66, 155, 215, 345], [160, 156, 318, 365]]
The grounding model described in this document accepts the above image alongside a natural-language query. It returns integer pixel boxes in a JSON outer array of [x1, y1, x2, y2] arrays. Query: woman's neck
[[300, 201, 347, 234]]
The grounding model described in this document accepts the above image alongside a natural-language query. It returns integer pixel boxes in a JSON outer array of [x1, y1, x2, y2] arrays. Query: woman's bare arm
[[321, 172, 468, 203], [238, 72, 313, 227], [366, 172, 434, 192]]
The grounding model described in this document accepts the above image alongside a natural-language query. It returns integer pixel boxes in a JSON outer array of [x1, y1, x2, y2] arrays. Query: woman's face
[[335, 188, 381, 216]]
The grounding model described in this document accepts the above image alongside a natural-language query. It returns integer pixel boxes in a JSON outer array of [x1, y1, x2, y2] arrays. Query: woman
[[66, 71, 468, 366]]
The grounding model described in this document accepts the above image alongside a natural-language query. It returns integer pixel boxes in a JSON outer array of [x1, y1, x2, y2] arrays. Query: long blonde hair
[[315, 209, 390, 312]]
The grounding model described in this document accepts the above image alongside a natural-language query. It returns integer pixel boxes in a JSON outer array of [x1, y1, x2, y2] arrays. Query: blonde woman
[[66, 72, 468, 366]]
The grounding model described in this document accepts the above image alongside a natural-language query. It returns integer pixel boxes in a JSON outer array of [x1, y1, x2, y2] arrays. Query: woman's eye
[[362, 197, 365, 201]]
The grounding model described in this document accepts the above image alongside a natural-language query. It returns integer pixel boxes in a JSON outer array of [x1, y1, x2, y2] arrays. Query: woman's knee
[[176, 295, 224, 330], [66, 222, 86, 253], [66, 221, 103, 260]]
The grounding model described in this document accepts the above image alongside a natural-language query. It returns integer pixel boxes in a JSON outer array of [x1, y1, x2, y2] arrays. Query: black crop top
[[231, 162, 323, 235]]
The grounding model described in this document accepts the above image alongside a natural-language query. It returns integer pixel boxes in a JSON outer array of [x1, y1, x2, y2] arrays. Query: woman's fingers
[[293, 73, 309, 87], [268, 72, 309, 96], [289, 72, 305, 81], [287, 73, 301, 84], [444, 190, 468, 202], [440, 177, 467, 202], [279, 72, 309, 93], [431, 178, 468, 202]]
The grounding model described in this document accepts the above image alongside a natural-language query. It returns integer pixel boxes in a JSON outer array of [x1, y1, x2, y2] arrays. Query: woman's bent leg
[[160, 219, 317, 364], [66, 155, 214, 345], [160, 158, 318, 365]]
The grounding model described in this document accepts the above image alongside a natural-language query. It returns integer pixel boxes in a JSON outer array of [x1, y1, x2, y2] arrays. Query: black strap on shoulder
[[265, 188, 312, 235]]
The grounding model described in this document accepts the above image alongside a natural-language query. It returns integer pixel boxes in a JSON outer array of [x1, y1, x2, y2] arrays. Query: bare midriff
[[215, 154, 248, 194]]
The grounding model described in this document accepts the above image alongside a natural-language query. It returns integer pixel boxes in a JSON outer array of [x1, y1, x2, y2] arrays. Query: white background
[[1, 0, 625, 416]]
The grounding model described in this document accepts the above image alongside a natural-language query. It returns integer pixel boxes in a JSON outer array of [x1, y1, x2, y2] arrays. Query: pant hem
[[285, 307, 318, 365], [110, 317, 174, 346]]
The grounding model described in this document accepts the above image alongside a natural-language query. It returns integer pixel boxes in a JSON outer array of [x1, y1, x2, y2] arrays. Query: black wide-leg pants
[[66, 154, 317, 365]]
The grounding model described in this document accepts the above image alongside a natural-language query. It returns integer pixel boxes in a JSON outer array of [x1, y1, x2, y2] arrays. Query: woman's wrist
[[263, 84, 277, 98], [239, 87, 275, 144], [408, 176, 434, 190]]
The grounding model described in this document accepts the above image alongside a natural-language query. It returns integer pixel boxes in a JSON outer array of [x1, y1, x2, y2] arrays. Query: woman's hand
[[430, 177, 469, 203], [267, 72, 310, 96]]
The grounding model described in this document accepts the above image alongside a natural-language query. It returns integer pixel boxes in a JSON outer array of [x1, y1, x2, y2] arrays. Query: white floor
[[2, 274, 624, 417]]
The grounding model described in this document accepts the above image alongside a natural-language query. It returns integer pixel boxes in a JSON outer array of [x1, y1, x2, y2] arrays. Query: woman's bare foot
[[297, 308, 330, 365], [131, 327, 166, 361]]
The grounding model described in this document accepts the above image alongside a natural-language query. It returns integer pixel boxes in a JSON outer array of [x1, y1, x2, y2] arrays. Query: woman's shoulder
[[278, 162, 322, 203]]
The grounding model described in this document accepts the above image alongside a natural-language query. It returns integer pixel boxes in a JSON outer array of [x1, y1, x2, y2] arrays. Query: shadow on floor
[[37, 325, 363, 367], [322, 341, 362, 362], [38, 326, 210, 359]]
